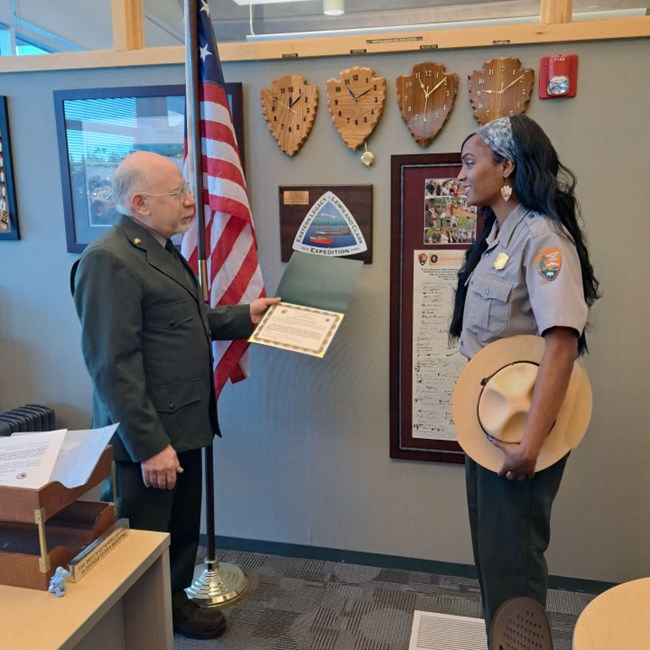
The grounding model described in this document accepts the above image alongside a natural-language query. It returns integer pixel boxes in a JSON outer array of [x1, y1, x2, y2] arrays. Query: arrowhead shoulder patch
[[535, 246, 562, 281]]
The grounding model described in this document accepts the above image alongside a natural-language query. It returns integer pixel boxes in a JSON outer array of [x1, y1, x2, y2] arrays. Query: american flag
[[181, 0, 265, 398]]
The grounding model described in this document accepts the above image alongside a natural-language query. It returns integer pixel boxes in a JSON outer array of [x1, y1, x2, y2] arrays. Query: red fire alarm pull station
[[539, 55, 578, 99]]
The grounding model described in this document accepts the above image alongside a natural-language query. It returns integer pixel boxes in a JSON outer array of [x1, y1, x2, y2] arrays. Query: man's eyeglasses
[[138, 183, 192, 199]]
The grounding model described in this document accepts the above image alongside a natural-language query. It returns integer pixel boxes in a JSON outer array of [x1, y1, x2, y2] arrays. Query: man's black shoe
[[173, 600, 227, 639]]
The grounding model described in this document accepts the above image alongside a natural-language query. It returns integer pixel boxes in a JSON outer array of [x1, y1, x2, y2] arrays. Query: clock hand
[[421, 74, 449, 103], [355, 86, 374, 100], [430, 75, 448, 93], [348, 87, 357, 101], [500, 74, 525, 93], [289, 92, 303, 108], [418, 75, 448, 121], [422, 93, 430, 122], [272, 96, 296, 114]]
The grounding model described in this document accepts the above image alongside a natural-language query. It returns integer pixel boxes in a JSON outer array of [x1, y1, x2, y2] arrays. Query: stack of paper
[[0, 424, 117, 489]]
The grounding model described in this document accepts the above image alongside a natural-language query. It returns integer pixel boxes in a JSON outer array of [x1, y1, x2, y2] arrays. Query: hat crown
[[478, 362, 537, 443], [452, 335, 592, 474]]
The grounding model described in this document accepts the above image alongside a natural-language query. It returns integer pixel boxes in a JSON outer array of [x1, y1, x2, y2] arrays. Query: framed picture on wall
[[0, 96, 20, 241], [53, 83, 244, 253], [390, 153, 484, 463], [278, 184, 373, 263]]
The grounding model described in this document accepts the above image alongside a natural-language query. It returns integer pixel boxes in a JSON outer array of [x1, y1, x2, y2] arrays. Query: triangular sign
[[293, 191, 367, 257]]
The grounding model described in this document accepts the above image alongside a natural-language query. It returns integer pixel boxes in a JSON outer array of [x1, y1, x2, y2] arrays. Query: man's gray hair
[[112, 158, 150, 215]]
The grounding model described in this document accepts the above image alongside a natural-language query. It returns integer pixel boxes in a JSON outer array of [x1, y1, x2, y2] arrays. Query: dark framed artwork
[[0, 96, 19, 241], [54, 83, 244, 253], [279, 185, 372, 263], [390, 153, 484, 463]]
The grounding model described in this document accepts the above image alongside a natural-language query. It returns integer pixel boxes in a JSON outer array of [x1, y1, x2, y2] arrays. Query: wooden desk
[[573, 577, 650, 649], [0, 529, 173, 650]]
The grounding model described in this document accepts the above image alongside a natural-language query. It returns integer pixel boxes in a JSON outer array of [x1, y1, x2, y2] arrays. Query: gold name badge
[[493, 252, 509, 270]]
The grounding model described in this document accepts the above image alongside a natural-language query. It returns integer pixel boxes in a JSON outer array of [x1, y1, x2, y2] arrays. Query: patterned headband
[[476, 117, 515, 162]]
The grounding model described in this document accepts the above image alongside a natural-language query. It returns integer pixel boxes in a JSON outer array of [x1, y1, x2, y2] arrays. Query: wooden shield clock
[[396, 62, 459, 148], [468, 57, 535, 126], [261, 74, 318, 156], [326, 66, 386, 151]]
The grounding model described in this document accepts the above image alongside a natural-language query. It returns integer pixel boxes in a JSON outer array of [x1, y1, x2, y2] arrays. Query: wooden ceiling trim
[[0, 15, 648, 73]]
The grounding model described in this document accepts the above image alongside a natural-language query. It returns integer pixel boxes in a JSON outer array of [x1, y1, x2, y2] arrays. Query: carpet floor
[[174, 548, 595, 649]]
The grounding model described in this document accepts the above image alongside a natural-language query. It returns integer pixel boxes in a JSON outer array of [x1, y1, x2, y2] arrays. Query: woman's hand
[[493, 326, 578, 481], [490, 438, 537, 480]]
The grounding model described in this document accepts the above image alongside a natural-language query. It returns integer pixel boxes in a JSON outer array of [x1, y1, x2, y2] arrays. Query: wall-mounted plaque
[[279, 185, 372, 264]]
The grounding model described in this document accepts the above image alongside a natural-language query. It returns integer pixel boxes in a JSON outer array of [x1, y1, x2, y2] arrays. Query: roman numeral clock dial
[[396, 62, 459, 147], [261, 74, 318, 156], [468, 57, 535, 126]]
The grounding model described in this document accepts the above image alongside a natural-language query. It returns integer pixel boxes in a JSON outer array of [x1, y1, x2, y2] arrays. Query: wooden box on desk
[[0, 445, 116, 590]]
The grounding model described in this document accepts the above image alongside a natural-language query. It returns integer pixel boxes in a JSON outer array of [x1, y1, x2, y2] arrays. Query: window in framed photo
[[54, 83, 244, 253]]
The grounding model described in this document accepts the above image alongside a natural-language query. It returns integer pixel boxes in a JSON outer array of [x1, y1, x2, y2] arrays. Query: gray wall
[[1, 37, 648, 583]]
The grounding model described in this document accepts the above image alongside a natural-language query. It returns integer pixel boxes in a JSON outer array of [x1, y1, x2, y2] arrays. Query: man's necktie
[[165, 240, 195, 286]]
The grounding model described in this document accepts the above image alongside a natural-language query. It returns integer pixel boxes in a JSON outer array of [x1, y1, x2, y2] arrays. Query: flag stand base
[[186, 558, 249, 608]]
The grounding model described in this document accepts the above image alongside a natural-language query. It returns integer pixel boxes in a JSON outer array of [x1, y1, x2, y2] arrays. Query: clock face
[[261, 74, 318, 157], [396, 62, 459, 148], [326, 66, 386, 151], [468, 57, 535, 126]]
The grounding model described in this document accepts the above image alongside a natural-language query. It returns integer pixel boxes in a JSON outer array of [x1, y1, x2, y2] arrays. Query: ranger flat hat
[[452, 335, 592, 473]]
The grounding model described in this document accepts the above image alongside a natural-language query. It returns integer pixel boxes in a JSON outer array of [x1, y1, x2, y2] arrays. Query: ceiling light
[[323, 0, 344, 17]]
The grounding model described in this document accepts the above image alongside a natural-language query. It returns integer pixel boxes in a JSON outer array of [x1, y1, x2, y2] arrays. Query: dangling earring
[[501, 179, 512, 202]]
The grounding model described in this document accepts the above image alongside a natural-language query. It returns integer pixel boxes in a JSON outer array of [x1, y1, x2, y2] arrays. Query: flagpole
[[184, 0, 248, 609], [187, 0, 207, 291]]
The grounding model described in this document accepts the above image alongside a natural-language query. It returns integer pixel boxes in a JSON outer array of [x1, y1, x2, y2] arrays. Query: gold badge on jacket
[[493, 252, 509, 270]]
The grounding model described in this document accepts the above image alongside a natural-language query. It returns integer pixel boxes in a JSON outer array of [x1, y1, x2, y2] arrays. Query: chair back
[[491, 596, 554, 650]]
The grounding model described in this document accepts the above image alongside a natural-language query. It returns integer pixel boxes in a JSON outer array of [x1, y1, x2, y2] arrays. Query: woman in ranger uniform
[[449, 115, 600, 636]]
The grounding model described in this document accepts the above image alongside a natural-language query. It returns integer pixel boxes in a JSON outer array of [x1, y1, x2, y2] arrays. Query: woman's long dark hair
[[449, 114, 600, 355]]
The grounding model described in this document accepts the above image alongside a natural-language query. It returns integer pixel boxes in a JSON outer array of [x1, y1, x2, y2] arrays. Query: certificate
[[250, 302, 342, 358], [250, 251, 362, 357]]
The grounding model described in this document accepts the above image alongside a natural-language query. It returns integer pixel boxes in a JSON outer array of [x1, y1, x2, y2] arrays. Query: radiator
[[0, 404, 56, 436]]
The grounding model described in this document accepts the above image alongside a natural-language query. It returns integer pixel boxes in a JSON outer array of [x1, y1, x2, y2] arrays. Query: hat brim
[[452, 335, 592, 473]]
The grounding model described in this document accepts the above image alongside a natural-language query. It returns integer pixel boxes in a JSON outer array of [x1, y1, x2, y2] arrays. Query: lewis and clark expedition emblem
[[293, 191, 367, 257]]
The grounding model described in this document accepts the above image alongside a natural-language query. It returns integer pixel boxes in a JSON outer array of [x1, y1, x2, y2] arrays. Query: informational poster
[[411, 250, 466, 441], [390, 153, 484, 463]]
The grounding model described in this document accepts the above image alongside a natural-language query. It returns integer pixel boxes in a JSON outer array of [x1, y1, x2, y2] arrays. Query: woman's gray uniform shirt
[[460, 204, 588, 359]]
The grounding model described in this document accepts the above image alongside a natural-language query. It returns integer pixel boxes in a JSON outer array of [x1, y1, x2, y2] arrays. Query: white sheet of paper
[[50, 424, 118, 488], [6, 423, 118, 489], [0, 429, 67, 488], [249, 302, 343, 358], [411, 250, 466, 441]]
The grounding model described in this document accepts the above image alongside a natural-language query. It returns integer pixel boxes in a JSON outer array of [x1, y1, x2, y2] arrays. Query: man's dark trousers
[[102, 448, 203, 610]]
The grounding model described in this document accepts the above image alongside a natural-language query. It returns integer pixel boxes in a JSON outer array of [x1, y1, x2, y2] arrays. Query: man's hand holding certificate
[[249, 252, 362, 358]]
